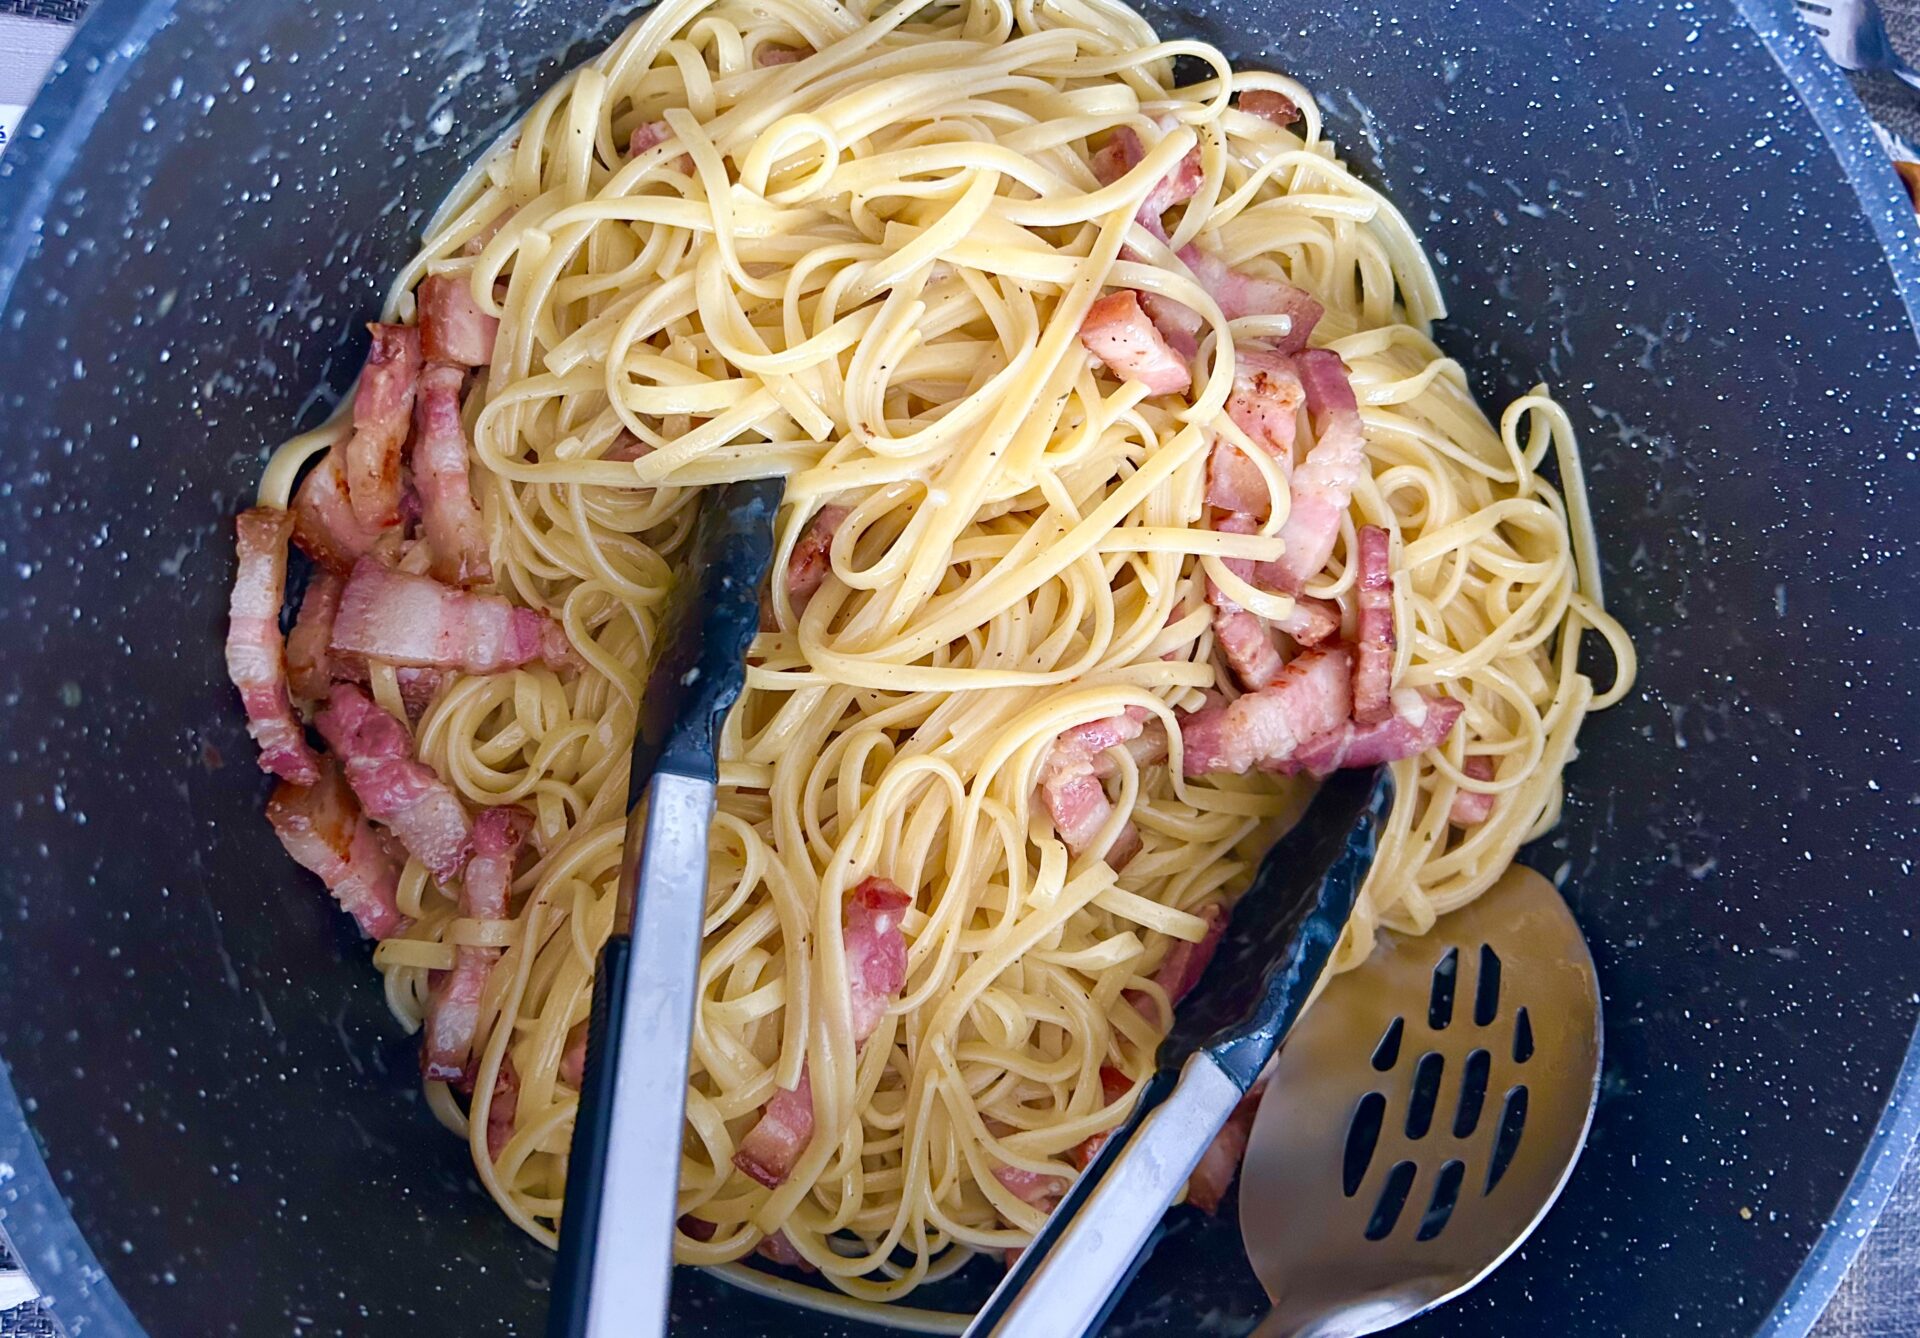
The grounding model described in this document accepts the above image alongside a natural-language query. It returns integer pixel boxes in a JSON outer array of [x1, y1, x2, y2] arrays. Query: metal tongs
[[968, 766, 1395, 1338], [547, 478, 782, 1338]]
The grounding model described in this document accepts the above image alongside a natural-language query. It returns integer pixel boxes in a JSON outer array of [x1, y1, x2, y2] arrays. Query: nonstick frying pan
[[1, 2, 1918, 1334]]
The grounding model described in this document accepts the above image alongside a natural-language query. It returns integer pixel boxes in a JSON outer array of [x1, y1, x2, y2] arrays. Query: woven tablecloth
[[0, 0, 1916, 1333]]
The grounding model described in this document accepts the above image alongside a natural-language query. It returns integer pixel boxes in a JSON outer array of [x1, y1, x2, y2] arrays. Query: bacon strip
[[421, 806, 530, 1082], [1450, 756, 1496, 826], [267, 759, 408, 938], [732, 876, 912, 1187], [756, 43, 811, 65], [1071, 1065, 1135, 1169], [227, 508, 322, 784], [1179, 648, 1352, 776], [1264, 350, 1367, 592], [1206, 438, 1271, 514], [1080, 290, 1192, 395], [286, 569, 344, 704], [756, 1230, 816, 1272], [629, 121, 670, 156], [293, 449, 397, 573], [1140, 291, 1203, 360], [1187, 1087, 1262, 1214], [992, 1159, 1068, 1212], [734, 1068, 815, 1189], [1227, 344, 1306, 463], [1090, 125, 1202, 239], [1240, 89, 1301, 126], [787, 505, 849, 608], [412, 363, 492, 586], [1153, 903, 1227, 1004], [314, 684, 473, 883], [1352, 525, 1395, 726], [331, 559, 577, 675], [560, 1024, 589, 1089], [1289, 690, 1465, 777], [345, 324, 422, 529], [1212, 609, 1284, 690], [1207, 512, 1338, 684], [845, 877, 912, 1043], [1177, 244, 1323, 352], [484, 1058, 519, 1162], [417, 274, 499, 369], [1039, 707, 1156, 867]]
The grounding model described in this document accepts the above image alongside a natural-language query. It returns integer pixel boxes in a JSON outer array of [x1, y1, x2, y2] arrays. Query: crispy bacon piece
[[787, 505, 849, 608], [846, 877, 912, 1042], [1352, 525, 1395, 726], [1155, 903, 1227, 1004], [412, 363, 492, 586], [992, 1160, 1068, 1212], [756, 1230, 816, 1272], [1040, 707, 1157, 867], [484, 1057, 519, 1162], [1090, 125, 1202, 238], [345, 324, 422, 529], [314, 684, 473, 883], [331, 559, 577, 675], [629, 121, 670, 156], [1207, 513, 1336, 685], [605, 431, 651, 463], [733, 876, 911, 1186], [1239, 89, 1301, 126], [286, 568, 345, 703], [628, 120, 696, 175], [1177, 244, 1322, 352], [1187, 1087, 1262, 1214], [1228, 344, 1306, 462], [1289, 690, 1465, 777], [293, 449, 397, 573], [1450, 756, 1497, 826], [266, 759, 409, 939], [417, 274, 499, 369], [734, 1067, 815, 1189], [227, 508, 322, 784], [1206, 438, 1271, 514], [1178, 648, 1352, 776], [1041, 773, 1125, 862], [1265, 350, 1367, 593], [560, 1023, 589, 1089], [679, 1214, 718, 1243], [1080, 290, 1192, 395], [1208, 513, 1339, 646], [421, 806, 530, 1082], [1140, 291, 1203, 360], [1071, 1065, 1135, 1169], [1212, 609, 1284, 691]]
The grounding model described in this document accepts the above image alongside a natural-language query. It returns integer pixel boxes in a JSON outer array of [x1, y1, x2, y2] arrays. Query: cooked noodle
[[255, 0, 1635, 1302]]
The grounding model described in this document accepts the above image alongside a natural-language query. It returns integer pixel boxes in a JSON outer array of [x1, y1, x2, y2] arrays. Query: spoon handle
[[967, 1053, 1245, 1338], [548, 770, 716, 1338]]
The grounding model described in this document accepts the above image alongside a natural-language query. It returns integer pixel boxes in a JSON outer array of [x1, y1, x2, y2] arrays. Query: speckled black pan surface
[[0, 1, 1917, 1335]]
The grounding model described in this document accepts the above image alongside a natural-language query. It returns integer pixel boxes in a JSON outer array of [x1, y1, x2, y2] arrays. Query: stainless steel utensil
[[546, 477, 783, 1338], [1240, 864, 1602, 1338], [1795, 0, 1920, 92], [969, 767, 1395, 1338]]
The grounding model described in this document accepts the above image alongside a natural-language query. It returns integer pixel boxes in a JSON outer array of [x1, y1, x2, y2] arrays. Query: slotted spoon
[[1240, 865, 1602, 1338]]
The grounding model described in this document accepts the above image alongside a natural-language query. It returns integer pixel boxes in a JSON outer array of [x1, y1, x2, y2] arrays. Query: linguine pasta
[[253, 0, 1634, 1304]]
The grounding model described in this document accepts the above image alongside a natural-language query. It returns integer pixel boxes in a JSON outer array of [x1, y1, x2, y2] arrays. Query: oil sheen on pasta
[[255, 0, 1635, 1302]]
